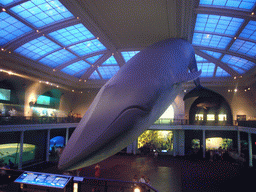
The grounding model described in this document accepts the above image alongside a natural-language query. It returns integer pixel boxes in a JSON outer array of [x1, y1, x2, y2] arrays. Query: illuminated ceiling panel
[[195, 54, 208, 62], [199, 0, 256, 10], [10, 0, 74, 28], [201, 50, 222, 59], [74, 70, 88, 78], [61, 60, 91, 75], [69, 39, 106, 56], [195, 14, 244, 35], [48, 24, 94, 46], [14, 36, 61, 60], [39, 49, 76, 68], [121, 51, 140, 62], [192, 33, 232, 49], [89, 70, 101, 80], [221, 54, 255, 73], [216, 67, 231, 77], [0, 0, 23, 6], [85, 54, 103, 64], [102, 56, 118, 65], [0, 12, 32, 46], [98, 66, 120, 79], [229, 39, 256, 57], [197, 63, 215, 77], [239, 21, 256, 41]]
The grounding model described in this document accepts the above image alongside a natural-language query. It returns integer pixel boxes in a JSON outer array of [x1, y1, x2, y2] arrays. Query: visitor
[[95, 164, 100, 178], [139, 175, 146, 183]]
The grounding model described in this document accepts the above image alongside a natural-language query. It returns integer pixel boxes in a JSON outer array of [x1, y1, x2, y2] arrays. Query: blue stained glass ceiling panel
[[98, 66, 120, 79], [221, 54, 255, 73], [195, 14, 244, 35], [10, 0, 74, 28], [216, 67, 231, 77], [0, 12, 32, 46], [239, 21, 256, 41], [229, 39, 256, 57], [102, 56, 118, 65], [85, 54, 103, 64], [195, 54, 208, 62], [61, 60, 91, 75], [199, 0, 256, 10], [121, 51, 140, 62], [74, 69, 87, 78], [89, 70, 101, 80], [69, 39, 106, 56], [202, 50, 222, 59], [192, 33, 232, 49], [197, 63, 215, 77], [0, 0, 22, 6], [48, 24, 95, 46], [15, 36, 61, 60], [39, 49, 77, 68]]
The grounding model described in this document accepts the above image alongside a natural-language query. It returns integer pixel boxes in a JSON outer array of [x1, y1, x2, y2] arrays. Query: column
[[18, 131, 24, 169], [248, 132, 253, 167], [132, 140, 137, 155], [173, 130, 177, 157], [237, 130, 241, 156], [202, 130, 206, 158], [46, 129, 50, 162], [178, 130, 185, 156], [65, 128, 69, 146]]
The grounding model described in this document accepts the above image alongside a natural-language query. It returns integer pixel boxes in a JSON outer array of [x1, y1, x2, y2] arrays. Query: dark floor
[[26, 155, 255, 192]]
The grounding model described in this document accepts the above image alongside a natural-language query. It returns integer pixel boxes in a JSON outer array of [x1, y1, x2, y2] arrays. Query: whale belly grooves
[[58, 106, 149, 170]]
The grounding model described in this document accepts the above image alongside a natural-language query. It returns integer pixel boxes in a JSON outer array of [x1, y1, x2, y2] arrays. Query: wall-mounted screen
[[15, 171, 72, 189], [37, 95, 50, 105], [0, 88, 11, 101]]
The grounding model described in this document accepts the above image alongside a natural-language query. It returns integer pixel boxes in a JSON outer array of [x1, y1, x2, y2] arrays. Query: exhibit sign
[[15, 171, 72, 188]]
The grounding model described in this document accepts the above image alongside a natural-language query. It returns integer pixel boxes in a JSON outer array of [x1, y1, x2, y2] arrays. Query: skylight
[[15, 36, 61, 60], [221, 54, 255, 73], [89, 70, 101, 80], [229, 39, 256, 57], [69, 39, 106, 56], [102, 56, 118, 65], [0, 12, 32, 46], [10, 0, 74, 28], [194, 14, 244, 35], [61, 60, 91, 75], [216, 67, 231, 77], [202, 50, 222, 59], [197, 63, 215, 77], [192, 33, 232, 49], [85, 54, 103, 64], [39, 49, 76, 68], [195, 54, 208, 62], [121, 51, 140, 62], [0, 0, 23, 6], [239, 21, 256, 41], [48, 24, 94, 46], [98, 66, 120, 79], [199, 0, 256, 10]]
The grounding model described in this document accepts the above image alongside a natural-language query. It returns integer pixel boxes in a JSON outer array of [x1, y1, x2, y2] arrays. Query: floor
[[27, 154, 255, 192]]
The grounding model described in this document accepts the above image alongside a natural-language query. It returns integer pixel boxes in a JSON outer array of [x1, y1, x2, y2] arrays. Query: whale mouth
[[58, 105, 149, 170]]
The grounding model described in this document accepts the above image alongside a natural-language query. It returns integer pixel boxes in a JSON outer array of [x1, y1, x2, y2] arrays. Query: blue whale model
[[58, 38, 201, 170]]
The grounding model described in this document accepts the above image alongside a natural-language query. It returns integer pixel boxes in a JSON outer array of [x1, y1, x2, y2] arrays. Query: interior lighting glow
[[134, 188, 141, 192], [234, 88, 237, 92], [252, 12, 255, 15], [2, 8, 6, 12], [248, 88, 250, 90]]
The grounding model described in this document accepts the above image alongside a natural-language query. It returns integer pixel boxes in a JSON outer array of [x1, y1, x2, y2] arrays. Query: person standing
[[95, 164, 100, 178]]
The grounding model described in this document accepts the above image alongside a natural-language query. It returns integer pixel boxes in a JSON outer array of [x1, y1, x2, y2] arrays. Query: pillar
[[173, 130, 177, 156], [65, 128, 69, 146], [237, 130, 241, 156], [46, 129, 50, 162], [248, 132, 253, 167], [18, 131, 24, 170], [202, 130, 206, 158]]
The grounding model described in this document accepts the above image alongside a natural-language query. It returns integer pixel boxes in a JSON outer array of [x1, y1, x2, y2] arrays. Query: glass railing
[[0, 116, 81, 125]]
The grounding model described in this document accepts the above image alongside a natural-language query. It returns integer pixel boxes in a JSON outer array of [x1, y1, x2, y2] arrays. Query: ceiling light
[[72, 90, 74, 92], [184, 90, 186, 92], [1, 48, 5, 51], [234, 37, 237, 39], [251, 12, 255, 15], [53, 69, 56, 72], [2, 8, 6, 12], [234, 89, 237, 92], [244, 89, 247, 92], [228, 90, 230, 92], [77, 17, 79, 19], [248, 88, 250, 90], [79, 79, 82, 82], [234, 76, 237, 79], [97, 37, 99, 39], [84, 80, 87, 82], [36, 30, 39, 33]]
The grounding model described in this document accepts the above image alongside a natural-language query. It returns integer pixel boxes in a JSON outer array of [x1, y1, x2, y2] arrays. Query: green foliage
[[138, 130, 173, 152]]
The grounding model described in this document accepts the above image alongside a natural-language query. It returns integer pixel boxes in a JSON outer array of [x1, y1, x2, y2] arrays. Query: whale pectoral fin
[[175, 70, 202, 84]]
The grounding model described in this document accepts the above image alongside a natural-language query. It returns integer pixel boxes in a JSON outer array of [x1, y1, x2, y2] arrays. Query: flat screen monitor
[[15, 171, 72, 189], [0, 88, 11, 101]]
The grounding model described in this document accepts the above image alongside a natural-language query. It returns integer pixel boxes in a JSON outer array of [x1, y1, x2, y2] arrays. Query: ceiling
[[0, 0, 256, 91]]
